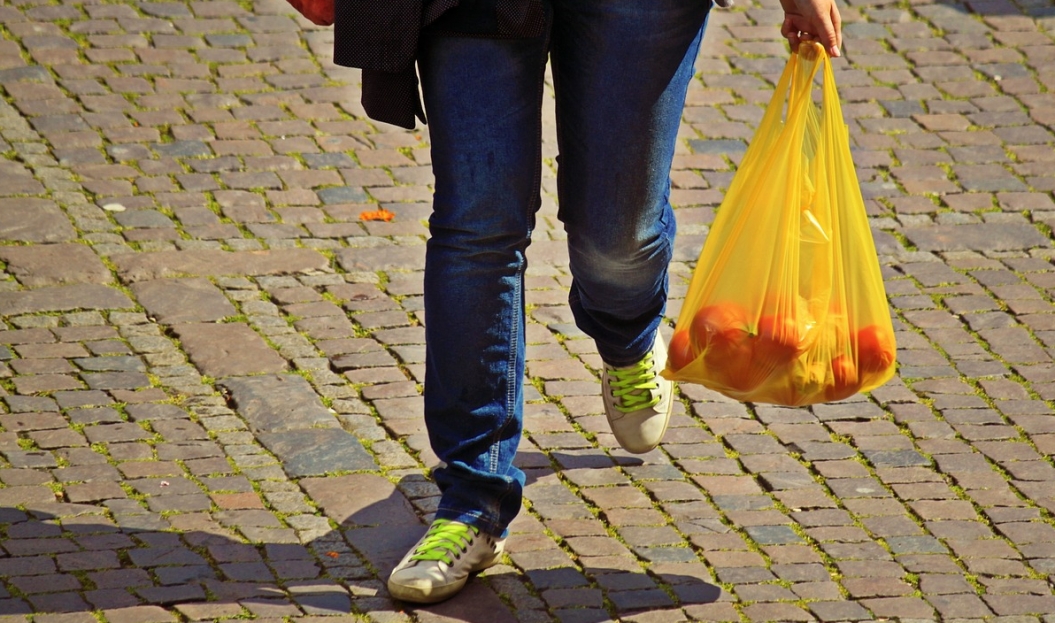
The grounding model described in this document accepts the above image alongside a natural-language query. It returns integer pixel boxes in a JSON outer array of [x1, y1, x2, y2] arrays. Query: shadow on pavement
[[0, 465, 723, 622]]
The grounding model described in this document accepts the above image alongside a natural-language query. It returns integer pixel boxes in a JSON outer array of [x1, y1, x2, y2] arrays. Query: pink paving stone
[[130, 278, 236, 324], [861, 596, 936, 619], [0, 284, 133, 315], [102, 606, 176, 623], [741, 602, 813, 621], [12, 374, 84, 394], [0, 485, 59, 506], [842, 576, 915, 598], [173, 603, 245, 621], [170, 323, 287, 377], [0, 328, 55, 345], [0, 244, 112, 287], [32, 614, 97, 623], [983, 594, 1055, 616], [0, 198, 76, 242], [299, 473, 418, 527], [110, 388, 169, 403], [913, 113, 972, 131], [682, 603, 740, 622], [210, 492, 265, 509], [701, 550, 766, 568], [692, 475, 765, 495]]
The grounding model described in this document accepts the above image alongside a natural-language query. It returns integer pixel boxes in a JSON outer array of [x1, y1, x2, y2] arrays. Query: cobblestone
[[0, 0, 1053, 620]]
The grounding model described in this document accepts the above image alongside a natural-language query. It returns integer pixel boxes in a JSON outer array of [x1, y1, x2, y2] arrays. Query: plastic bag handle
[[675, 41, 837, 302], [752, 42, 828, 146]]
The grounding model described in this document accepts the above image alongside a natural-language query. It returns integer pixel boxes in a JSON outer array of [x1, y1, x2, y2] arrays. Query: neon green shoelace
[[608, 352, 660, 413], [409, 520, 479, 565]]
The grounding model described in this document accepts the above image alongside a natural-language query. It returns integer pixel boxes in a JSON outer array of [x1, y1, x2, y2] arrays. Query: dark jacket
[[333, 0, 545, 129], [333, 0, 728, 129]]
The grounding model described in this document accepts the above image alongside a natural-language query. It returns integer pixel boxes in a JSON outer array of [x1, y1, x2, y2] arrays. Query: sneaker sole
[[387, 551, 501, 604], [388, 578, 466, 604]]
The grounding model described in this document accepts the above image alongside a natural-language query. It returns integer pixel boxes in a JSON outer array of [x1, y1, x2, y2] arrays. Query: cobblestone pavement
[[0, 0, 1054, 621]]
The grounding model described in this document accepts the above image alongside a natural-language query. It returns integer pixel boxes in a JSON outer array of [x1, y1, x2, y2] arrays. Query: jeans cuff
[[435, 506, 506, 539]]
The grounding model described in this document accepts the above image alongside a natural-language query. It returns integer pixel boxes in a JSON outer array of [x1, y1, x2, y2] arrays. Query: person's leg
[[548, 0, 709, 454], [551, 0, 710, 367], [415, 23, 550, 540], [388, 18, 552, 607]]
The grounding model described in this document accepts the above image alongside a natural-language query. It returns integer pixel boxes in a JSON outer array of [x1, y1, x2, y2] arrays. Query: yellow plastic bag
[[663, 42, 895, 406]]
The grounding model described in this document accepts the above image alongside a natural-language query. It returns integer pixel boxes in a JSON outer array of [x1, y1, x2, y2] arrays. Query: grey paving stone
[[257, 428, 375, 477], [134, 584, 207, 605], [131, 278, 237, 324], [124, 403, 190, 421], [336, 244, 427, 272], [2, 451, 59, 469], [689, 138, 747, 155], [220, 374, 334, 432], [745, 525, 804, 545], [862, 449, 932, 468], [885, 535, 949, 554], [810, 600, 874, 622], [111, 248, 330, 282], [82, 372, 151, 390], [152, 140, 210, 158], [317, 186, 368, 204], [74, 356, 146, 373]]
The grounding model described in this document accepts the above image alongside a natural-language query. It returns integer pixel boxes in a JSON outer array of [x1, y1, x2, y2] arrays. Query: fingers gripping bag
[[663, 42, 895, 406]]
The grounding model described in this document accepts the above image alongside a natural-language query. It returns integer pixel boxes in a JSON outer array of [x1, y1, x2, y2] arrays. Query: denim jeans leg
[[552, 0, 710, 367], [416, 27, 550, 537]]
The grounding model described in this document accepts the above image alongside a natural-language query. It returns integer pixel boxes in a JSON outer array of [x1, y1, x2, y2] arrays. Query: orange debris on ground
[[360, 208, 395, 222]]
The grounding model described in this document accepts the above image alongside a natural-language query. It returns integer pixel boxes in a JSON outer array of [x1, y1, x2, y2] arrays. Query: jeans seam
[[487, 24, 549, 524], [489, 17, 549, 477], [490, 273, 520, 475]]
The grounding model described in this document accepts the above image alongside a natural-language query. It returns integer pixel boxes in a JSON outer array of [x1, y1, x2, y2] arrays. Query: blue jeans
[[418, 0, 710, 537]]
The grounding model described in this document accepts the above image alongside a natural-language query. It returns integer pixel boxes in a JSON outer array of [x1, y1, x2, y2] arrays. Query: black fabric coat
[[332, 0, 730, 129], [333, 0, 545, 129]]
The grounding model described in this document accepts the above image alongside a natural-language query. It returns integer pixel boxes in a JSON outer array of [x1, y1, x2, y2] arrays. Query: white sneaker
[[387, 519, 504, 604], [602, 336, 673, 454]]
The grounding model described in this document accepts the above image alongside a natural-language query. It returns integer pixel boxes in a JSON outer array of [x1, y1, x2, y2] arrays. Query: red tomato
[[755, 314, 802, 363], [691, 303, 750, 353], [825, 355, 859, 402], [667, 330, 696, 371], [693, 303, 764, 394], [856, 325, 895, 373], [704, 338, 758, 393]]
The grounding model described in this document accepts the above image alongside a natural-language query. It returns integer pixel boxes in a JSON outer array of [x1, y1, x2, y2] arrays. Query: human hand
[[779, 0, 842, 58]]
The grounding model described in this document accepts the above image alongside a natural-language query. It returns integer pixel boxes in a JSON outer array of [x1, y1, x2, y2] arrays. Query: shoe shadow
[[335, 448, 727, 620], [0, 447, 722, 622]]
